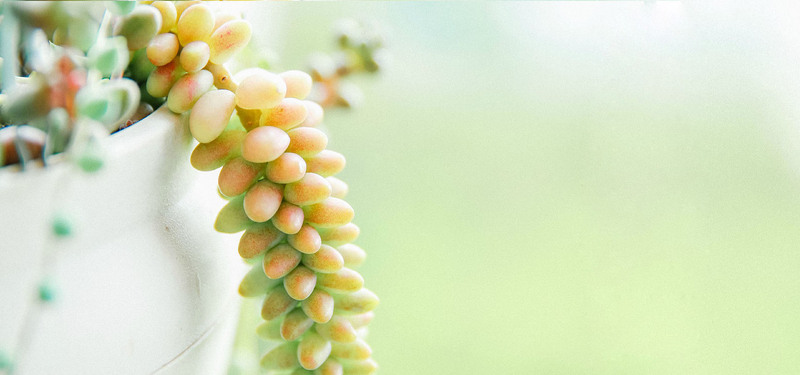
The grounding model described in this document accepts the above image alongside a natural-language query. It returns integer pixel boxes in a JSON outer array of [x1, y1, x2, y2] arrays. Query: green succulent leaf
[[74, 78, 140, 132], [87, 36, 129, 78], [0, 77, 50, 125], [126, 48, 156, 83], [45, 107, 71, 156], [66, 17, 100, 52], [106, 1, 136, 16], [113, 5, 162, 50]]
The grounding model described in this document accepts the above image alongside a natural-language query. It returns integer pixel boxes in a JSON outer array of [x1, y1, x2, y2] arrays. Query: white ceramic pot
[[0, 106, 244, 374]]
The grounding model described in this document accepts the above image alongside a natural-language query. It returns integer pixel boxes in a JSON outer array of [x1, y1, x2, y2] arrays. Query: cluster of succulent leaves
[[130, 2, 382, 373], [0, 2, 163, 170]]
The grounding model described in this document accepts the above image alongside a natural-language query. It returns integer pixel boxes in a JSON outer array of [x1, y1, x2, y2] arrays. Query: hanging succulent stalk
[[140, 3, 383, 374]]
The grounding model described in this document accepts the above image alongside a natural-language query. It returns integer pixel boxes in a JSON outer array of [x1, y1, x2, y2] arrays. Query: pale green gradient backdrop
[[236, 2, 800, 374]]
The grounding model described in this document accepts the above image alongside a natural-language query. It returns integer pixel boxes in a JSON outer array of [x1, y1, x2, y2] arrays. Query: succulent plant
[[0, 2, 154, 170], [139, 4, 384, 372], [1, 2, 385, 373], [309, 19, 387, 109]]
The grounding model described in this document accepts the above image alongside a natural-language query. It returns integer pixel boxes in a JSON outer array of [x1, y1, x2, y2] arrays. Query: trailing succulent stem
[[140, 3, 384, 374]]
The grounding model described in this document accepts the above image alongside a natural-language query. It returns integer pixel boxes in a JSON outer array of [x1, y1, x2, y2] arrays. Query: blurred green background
[[235, 2, 800, 374]]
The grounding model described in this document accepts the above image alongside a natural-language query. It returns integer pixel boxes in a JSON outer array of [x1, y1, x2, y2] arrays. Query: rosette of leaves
[[0, 2, 161, 170]]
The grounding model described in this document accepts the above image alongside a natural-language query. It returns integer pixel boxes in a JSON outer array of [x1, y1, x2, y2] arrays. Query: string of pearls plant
[[142, 3, 381, 374]]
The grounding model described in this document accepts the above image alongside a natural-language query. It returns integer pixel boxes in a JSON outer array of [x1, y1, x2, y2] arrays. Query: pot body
[[0, 106, 244, 374]]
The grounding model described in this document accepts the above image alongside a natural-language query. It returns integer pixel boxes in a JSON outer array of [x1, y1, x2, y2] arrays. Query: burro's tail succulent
[[139, 3, 381, 373], [211, 68, 380, 372]]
